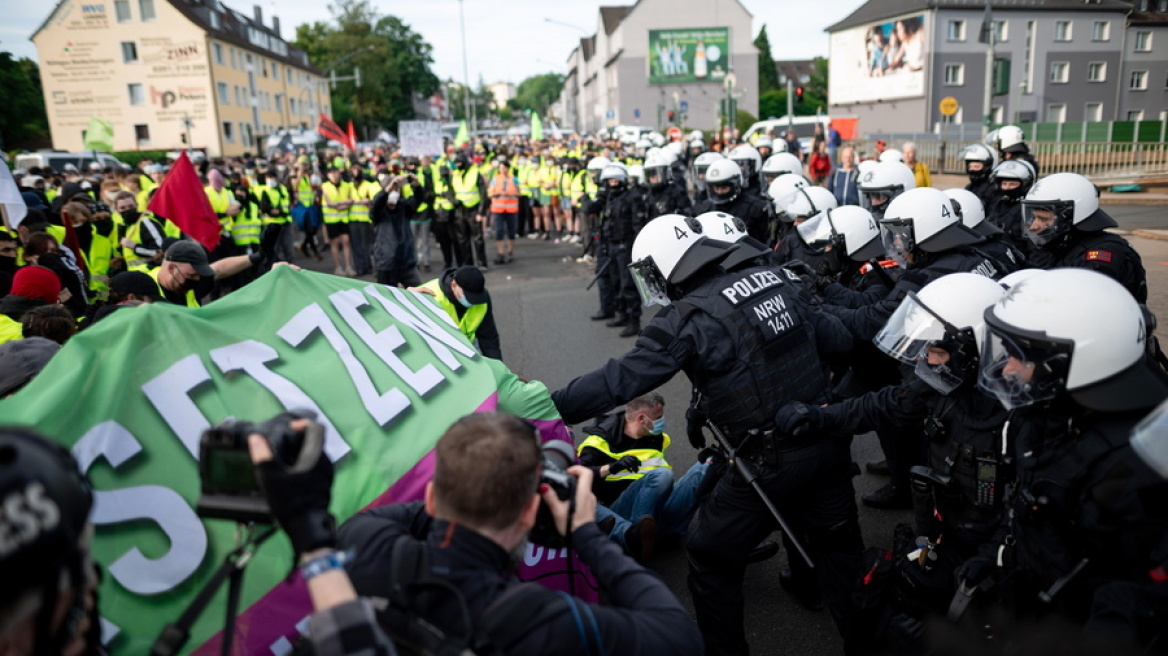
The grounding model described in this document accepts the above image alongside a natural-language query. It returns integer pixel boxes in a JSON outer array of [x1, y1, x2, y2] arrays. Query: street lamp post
[[459, 0, 475, 132]]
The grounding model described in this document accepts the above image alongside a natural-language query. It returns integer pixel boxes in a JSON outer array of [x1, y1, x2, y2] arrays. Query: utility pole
[[980, 0, 995, 137], [459, 0, 475, 132], [786, 78, 794, 133]]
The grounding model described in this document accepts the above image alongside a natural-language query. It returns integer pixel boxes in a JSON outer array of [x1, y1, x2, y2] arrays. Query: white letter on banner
[[72, 421, 207, 595], [330, 289, 443, 397], [208, 340, 351, 462], [278, 303, 410, 426], [364, 285, 475, 369], [142, 354, 212, 459]]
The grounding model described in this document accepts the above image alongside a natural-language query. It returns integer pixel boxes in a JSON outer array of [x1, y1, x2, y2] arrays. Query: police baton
[[585, 256, 613, 291], [706, 421, 815, 569]]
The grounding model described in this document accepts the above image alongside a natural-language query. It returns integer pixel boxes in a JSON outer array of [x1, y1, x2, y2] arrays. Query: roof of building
[[774, 60, 817, 82], [600, 5, 633, 35], [827, 0, 1132, 32], [1126, 0, 1168, 25], [32, 0, 320, 73]]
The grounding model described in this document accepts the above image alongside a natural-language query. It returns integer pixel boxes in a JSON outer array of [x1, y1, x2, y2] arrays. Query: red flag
[[146, 152, 221, 251], [346, 120, 357, 151], [317, 113, 350, 149]]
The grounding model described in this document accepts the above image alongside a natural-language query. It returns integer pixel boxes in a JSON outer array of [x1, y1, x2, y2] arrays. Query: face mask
[[266, 178, 278, 187], [378, 174, 391, 185], [310, 174, 322, 186], [458, 294, 473, 308], [387, 191, 401, 205], [649, 416, 666, 435], [120, 208, 139, 223]]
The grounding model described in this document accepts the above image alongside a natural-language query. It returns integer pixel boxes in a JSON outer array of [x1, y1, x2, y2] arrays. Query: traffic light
[[181, 133, 188, 145], [795, 87, 804, 105], [667, 110, 675, 123]]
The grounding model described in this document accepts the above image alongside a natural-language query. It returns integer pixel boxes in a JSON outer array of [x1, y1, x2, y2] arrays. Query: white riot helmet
[[858, 161, 917, 217], [785, 186, 838, 225], [627, 164, 646, 186], [875, 273, 1005, 394], [727, 144, 762, 183], [630, 214, 730, 306], [879, 187, 982, 267], [643, 150, 673, 189], [768, 173, 810, 216], [587, 156, 611, 182], [754, 135, 775, 155], [878, 148, 905, 164], [821, 205, 883, 261], [942, 188, 1000, 239], [691, 152, 725, 192], [761, 153, 804, 185], [857, 159, 879, 178], [772, 138, 789, 153], [649, 132, 666, 147], [634, 138, 653, 154], [695, 211, 748, 243], [688, 140, 706, 155], [666, 141, 686, 159], [996, 125, 1027, 153], [960, 144, 998, 181], [990, 159, 1037, 202], [1021, 172, 1113, 248], [997, 267, 1045, 291], [979, 268, 1168, 411], [599, 163, 629, 188], [687, 130, 704, 142], [704, 159, 744, 206]]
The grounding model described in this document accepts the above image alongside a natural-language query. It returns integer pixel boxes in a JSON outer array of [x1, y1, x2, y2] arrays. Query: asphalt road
[[292, 200, 1168, 654]]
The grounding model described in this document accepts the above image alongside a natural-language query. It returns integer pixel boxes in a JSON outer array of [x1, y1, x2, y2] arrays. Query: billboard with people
[[829, 14, 927, 104], [647, 28, 730, 85]]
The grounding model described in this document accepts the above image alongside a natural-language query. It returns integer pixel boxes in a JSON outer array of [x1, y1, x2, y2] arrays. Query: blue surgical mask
[[458, 294, 473, 308], [650, 417, 666, 435]]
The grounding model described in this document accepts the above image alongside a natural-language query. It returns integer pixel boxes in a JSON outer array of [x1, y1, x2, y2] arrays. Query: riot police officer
[[984, 159, 1036, 251], [643, 151, 692, 218], [857, 161, 917, 220], [944, 188, 1025, 274], [692, 160, 773, 245], [727, 144, 765, 196], [959, 143, 999, 209], [596, 164, 645, 337], [551, 215, 861, 656]]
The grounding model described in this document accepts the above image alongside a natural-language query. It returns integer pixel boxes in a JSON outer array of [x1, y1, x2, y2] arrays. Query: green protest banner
[[0, 267, 577, 654], [647, 27, 730, 85]]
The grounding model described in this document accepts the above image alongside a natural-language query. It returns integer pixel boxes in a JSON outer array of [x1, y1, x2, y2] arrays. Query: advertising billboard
[[648, 28, 730, 85], [829, 14, 928, 104]]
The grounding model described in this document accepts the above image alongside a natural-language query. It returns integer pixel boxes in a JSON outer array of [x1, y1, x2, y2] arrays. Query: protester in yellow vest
[[204, 169, 241, 256], [320, 168, 355, 276], [576, 392, 708, 562], [449, 157, 488, 269], [408, 265, 501, 359], [254, 170, 296, 262], [68, 201, 120, 299], [149, 240, 275, 307], [115, 191, 165, 272], [347, 164, 380, 277], [230, 183, 263, 253]]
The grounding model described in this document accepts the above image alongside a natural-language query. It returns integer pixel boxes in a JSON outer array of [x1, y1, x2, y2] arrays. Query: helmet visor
[[796, 211, 836, 251], [977, 315, 1075, 410], [879, 220, 914, 268], [630, 257, 671, 307], [1021, 199, 1074, 247], [1131, 400, 1168, 479], [861, 187, 895, 213], [646, 165, 670, 187], [874, 292, 946, 363]]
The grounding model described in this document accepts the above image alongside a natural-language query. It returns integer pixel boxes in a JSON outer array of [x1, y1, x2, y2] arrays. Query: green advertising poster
[[648, 27, 730, 85], [0, 267, 583, 654]]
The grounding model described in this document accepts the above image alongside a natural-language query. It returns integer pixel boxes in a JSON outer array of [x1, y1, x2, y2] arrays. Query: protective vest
[[577, 433, 673, 482], [348, 180, 379, 224], [678, 265, 828, 438], [254, 184, 288, 225], [570, 170, 597, 206], [45, 187, 59, 203], [0, 315, 21, 345], [451, 169, 481, 208], [204, 186, 235, 234], [279, 185, 291, 215], [79, 224, 117, 295], [321, 181, 350, 224], [517, 164, 537, 197], [413, 167, 431, 214], [231, 201, 262, 246], [148, 266, 199, 307], [296, 178, 315, 207], [431, 174, 455, 212], [419, 279, 486, 342], [121, 215, 164, 271], [488, 175, 520, 214], [135, 188, 150, 211], [538, 165, 558, 193]]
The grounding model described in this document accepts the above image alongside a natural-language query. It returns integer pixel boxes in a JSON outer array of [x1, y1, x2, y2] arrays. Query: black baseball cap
[[453, 266, 488, 305], [110, 271, 163, 301], [165, 241, 215, 277]]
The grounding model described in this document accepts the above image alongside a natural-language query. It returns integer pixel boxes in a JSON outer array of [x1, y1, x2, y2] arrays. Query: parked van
[[614, 125, 656, 145], [12, 150, 128, 172], [743, 116, 832, 153]]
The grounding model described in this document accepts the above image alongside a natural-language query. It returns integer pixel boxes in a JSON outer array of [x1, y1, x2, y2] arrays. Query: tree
[[0, 52, 49, 149], [293, 0, 439, 136], [802, 57, 828, 115], [754, 25, 780, 96], [508, 73, 563, 116]]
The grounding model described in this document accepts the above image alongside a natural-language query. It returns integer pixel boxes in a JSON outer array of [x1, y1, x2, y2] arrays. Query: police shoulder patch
[[1086, 250, 1113, 263]]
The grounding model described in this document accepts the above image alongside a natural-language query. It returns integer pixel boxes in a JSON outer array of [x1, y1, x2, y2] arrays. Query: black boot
[[590, 310, 615, 321], [606, 314, 629, 328], [619, 321, 641, 337], [746, 540, 779, 564], [862, 483, 913, 510], [780, 566, 825, 611]]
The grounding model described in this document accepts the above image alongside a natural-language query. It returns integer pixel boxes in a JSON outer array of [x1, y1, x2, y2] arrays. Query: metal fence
[[848, 139, 1168, 182]]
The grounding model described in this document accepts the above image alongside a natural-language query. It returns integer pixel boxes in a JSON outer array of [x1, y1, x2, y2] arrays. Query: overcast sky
[[4, 0, 859, 84]]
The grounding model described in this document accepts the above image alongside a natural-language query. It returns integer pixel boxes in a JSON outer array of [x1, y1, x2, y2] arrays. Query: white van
[[614, 125, 656, 145], [13, 151, 128, 172], [743, 116, 831, 153]]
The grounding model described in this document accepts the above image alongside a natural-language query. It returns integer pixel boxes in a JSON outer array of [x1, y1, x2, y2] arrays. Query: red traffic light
[[795, 86, 804, 104]]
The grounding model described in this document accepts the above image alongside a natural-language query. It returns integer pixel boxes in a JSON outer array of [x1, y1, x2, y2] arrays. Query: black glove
[[783, 260, 814, 278], [893, 270, 931, 298], [255, 429, 337, 557], [608, 454, 641, 475], [774, 402, 822, 438], [686, 407, 708, 450], [260, 222, 283, 258]]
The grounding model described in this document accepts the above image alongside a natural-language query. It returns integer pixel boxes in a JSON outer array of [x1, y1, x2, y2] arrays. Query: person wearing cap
[[408, 265, 501, 359], [149, 240, 281, 308]]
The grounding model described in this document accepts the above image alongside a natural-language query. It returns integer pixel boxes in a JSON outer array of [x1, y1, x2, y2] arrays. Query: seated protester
[[340, 413, 703, 656], [21, 232, 87, 317], [20, 305, 75, 345], [577, 393, 707, 562], [0, 338, 60, 397], [0, 266, 62, 344], [408, 265, 501, 360]]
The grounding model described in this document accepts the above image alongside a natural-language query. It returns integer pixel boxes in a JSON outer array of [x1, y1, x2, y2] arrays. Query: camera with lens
[[196, 410, 324, 523], [529, 440, 578, 548]]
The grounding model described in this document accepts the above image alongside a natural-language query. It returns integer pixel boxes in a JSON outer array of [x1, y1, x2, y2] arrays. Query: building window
[[217, 82, 229, 104], [213, 42, 224, 66], [1087, 61, 1106, 82], [127, 83, 144, 106], [1131, 70, 1149, 90], [261, 59, 268, 77], [993, 20, 1008, 42], [1092, 21, 1110, 41], [134, 124, 150, 146], [121, 41, 138, 63], [1127, 110, 1145, 121], [234, 86, 243, 105], [1134, 31, 1152, 51], [272, 63, 279, 79], [1054, 20, 1072, 42], [991, 106, 1004, 124], [1050, 61, 1069, 83], [241, 122, 254, 147], [138, 0, 155, 21], [943, 63, 965, 86], [223, 121, 235, 143], [114, 0, 131, 22], [946, 20, 966, 41], [286, 68, 293, 84], [275, 94, 283, 112], [209, 10, 220, 29], [1085, 102, 1103, 122], [1047, 103, 1067, 123]]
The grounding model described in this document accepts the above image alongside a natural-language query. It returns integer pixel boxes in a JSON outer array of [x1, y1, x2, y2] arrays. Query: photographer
[[370, 172, 421, 288], [339, 412, 702, 656]]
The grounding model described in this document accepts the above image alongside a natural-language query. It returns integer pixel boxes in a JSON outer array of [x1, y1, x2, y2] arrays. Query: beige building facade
[[33, 0, 330, 157]]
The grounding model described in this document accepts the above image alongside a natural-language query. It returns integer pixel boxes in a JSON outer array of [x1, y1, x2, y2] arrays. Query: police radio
[[975, 457, 998, 507]]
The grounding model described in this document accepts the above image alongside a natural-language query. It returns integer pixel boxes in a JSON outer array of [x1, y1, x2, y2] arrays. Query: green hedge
[[111, 150, 171, 167]]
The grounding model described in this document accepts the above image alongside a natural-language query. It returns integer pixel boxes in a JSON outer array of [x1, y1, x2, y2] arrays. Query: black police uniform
[[692, 190, 773, 245], [599, 184, 645, 329], [985, 196, 1031, 254], [552, 262, 862, 656], [644, 181, 692, 219], [1030, 224, 1147, 303], [966, 176, 997, 211], [339, 502, 704, 656]]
